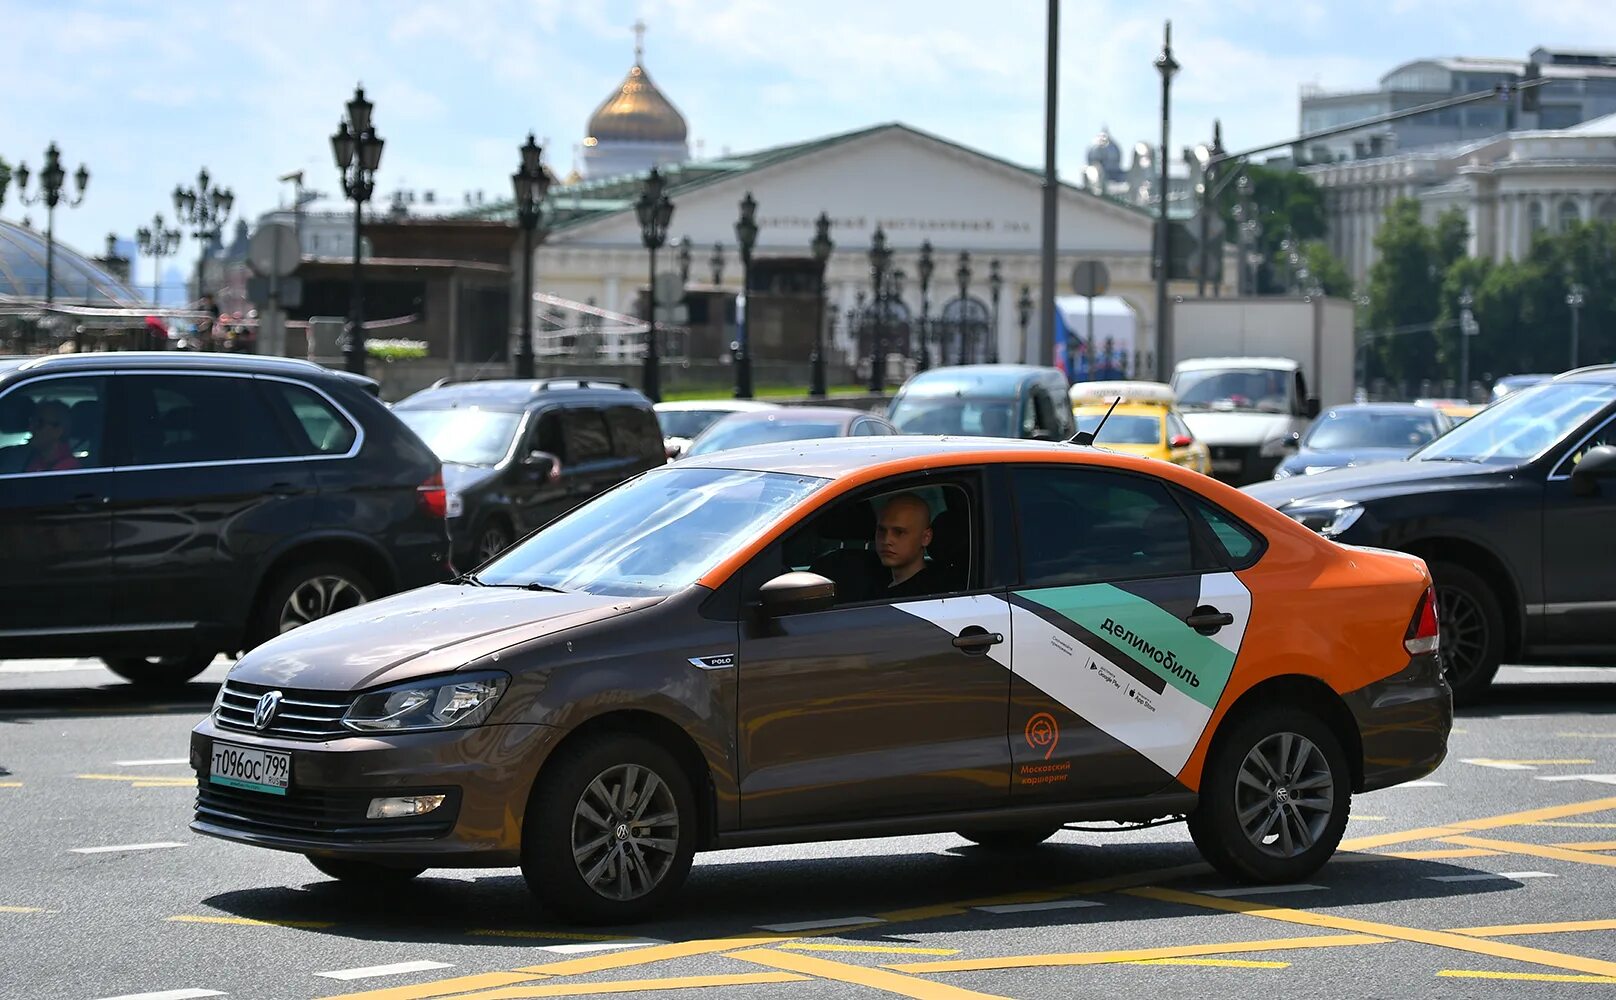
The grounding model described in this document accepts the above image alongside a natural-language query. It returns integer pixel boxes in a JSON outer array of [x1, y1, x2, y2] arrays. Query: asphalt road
[[3, 657, 1615, 1000]]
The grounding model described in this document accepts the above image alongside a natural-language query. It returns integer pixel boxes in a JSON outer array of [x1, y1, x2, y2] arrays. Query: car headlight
[[1283, 500, 1364, 539], [342, 671, 509, 733], [1260, 432, 1301, 458]]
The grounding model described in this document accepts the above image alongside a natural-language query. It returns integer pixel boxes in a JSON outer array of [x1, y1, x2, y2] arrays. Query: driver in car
[[875, 493, 944, 599]]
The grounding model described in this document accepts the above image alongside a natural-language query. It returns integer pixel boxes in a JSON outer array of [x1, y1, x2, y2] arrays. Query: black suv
[[0, 352, 451, 685], [390, 378, 666, 568], [1245, 365, 1616, 702]]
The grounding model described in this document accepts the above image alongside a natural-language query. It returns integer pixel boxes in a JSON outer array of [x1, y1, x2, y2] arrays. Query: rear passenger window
[[125, 375, 297, 466], [1012, 466, 1198, 586], [1185, 496, 1261, 566], [604, 405, 665, 460], [261, 381, 358, 455], [562, 409, 613, 463]]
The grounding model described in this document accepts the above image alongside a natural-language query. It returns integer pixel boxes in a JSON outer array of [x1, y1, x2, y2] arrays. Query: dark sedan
[[1244, 366, 1616, 703], [1273, 403, 1452, 479], [683, 406, 897, 457]]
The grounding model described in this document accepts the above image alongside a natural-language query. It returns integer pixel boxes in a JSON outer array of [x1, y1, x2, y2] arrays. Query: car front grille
[[195, 781, 459, 842], [214, 679, 353, 740]]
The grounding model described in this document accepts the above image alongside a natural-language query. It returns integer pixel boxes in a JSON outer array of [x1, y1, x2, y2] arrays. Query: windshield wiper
[[521, 582, 570, 594], [1417, 455, 1476, 463], [456, 572, 486, 586]]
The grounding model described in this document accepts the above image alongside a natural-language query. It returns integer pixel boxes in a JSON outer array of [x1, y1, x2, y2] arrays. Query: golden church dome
[[586, 62, 688, 145]]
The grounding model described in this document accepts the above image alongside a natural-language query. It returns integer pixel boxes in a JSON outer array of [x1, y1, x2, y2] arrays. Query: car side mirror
[[1570, 445, 1616, 497], [1170, 434, 1193, 449], [521, 450, 558, 482], [758, 571, 836, 616], [1305, 397, 1321, 419]]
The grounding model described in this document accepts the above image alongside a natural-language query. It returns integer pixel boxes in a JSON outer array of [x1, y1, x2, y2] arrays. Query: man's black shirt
[[885, 563, 944, 600]]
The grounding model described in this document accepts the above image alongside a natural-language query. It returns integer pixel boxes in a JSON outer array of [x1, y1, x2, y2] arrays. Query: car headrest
[[928, 507, 970, 566]]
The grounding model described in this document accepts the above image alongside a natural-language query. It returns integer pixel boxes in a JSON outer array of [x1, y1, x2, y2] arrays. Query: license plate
[[1211, 458, 1242, 472], [209, 741, 290, 795]]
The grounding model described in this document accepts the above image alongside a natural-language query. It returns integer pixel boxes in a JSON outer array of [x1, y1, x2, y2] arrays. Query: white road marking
[[1536, 774, 1616, 786], [754, 916, 883, 932], [1394, 780, 1447, 787], [973, 899, 1104, 914], [115, 758, 191, 767], [315, 961, 453, 981], [1513, 667, 1609, 674], [1200, 884, 1328, 897], [538, 939, 666, 954], [1460, 759, 1537, 771], [1426, 871, 1558, 883], [70, 842, 186, 855], [91, 990, 225, 1000], [0, 659, 108, 674]]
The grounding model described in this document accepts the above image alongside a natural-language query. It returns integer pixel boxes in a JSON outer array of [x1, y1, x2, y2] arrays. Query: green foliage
[[1217, 164, 1349, 295], [365, 338, 429, 361]]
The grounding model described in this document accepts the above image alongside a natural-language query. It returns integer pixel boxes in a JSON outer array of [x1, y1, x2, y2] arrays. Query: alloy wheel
[[570, 763, 680, 902], [477, 525, 511, 563], [278, 575, 368, 633], [1436, 584, 1488, 689], [1235, 731, 1336, 858]]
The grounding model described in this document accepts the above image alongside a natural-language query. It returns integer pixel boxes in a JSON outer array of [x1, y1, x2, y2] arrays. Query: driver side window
[[1555, 414, 1616, 477]]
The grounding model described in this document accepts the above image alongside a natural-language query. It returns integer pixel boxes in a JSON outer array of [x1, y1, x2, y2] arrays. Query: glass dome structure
[[0, 219, 145, 306]]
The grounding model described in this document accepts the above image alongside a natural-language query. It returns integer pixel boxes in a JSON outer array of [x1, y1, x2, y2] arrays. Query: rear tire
[[956, 828, 1061, 850], [102, 652, 217, 687], [1428, 560, 1504, 705], [307, 856, 425, 885], [250, 560, 375, 648], [1188, 706, 1351, 884]]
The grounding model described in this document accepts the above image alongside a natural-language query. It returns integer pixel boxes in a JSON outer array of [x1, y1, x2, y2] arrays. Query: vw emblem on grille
[[253, 690, 284, 730]]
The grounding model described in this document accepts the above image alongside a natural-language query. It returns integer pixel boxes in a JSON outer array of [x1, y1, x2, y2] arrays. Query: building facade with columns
[[1306, 112, 1616, 285]]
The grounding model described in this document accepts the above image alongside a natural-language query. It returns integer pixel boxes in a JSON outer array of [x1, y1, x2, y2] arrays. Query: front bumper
[[1344, 653, 1453, 792], [1206, 444, 1280, 485], [190, 716, 561, 865]]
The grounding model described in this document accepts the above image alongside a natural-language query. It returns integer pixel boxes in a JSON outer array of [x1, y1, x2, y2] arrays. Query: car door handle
[[953, 627, 1005, 653], [1185, 607, 1234, 635], [71, 492, 108, 511]]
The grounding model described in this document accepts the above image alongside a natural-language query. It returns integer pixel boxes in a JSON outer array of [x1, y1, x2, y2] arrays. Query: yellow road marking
[[466, 929, 624, 942], [1382, 848, 1504, 860], [317, 972, 551, 1000], [1128, 886, 1616, 980], [167, 914, 335, 929], [1531, 821, 1616, 829], [888, 934, 1390, 973], [0, 905, 48, 913], [0, 781, 22, 788], [77, 773, 194, 786], [513, 935, 797, 976], [1438, 970, 1616, 983], [1451, 919, 1616, 937], [433, 972, 808, 998], [730, 948, 1013, 999], [1127, 958, 1290, 968], [779, 942, 961, 956], [1340, 795, 1616, 851], [1442, 834, 1616, 868], [1548, 841, 1616, 851]]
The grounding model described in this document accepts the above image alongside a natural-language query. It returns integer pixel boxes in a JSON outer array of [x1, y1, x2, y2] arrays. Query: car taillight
[[1404, 586, 1440, 656], [417, 470, 448, 519]]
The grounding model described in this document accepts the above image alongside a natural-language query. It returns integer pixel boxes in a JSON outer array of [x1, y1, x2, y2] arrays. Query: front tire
[[250, 560, 375, 648], [521, 734, 697, 924], [1189, 706, 1350, 884], [307, 856, 425, 885], [102, 651, 217, 687], [1429, 560, 1504, 704]]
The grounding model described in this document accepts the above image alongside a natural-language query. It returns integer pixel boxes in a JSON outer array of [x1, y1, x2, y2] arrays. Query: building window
[[1529, 200, 1546, 235], [1599, 198, 1616, 222], [1558, 199, 1582, 232]]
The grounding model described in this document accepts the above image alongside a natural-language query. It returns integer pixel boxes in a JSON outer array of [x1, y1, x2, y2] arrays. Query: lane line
[[0, 905, 49, 913], [317, 962, 455, 982], [1382, 849, 1504, 860], [415, 974, 810, 998], [1444, 834, 1616, 868], [729, 947, 1014, 999], [1425, 871, 1557, 883], [1547, 840, 1616, 851], [1199, 884, 1327, 898], [116, 758, 191, 766], [91, 992, 226, 1000], [1557, 733, 1616, 739], [1339, 794, 1616, 851], [973, 900, 1103, 914], [1460, 759, 1536, 771], [0, 781, 21, 788], [1452, 919, 1616, 937], [779, 943, 961, 956], [887, 935, 1392, 973], [512, 935, 800, 977], [1127, 958, 1290, 969], [754, 916, 883, 932], [70, 842, 185, 854], [1438, 970, 1616, 984], [1127, 886, 1616, 980], [1537, 774, 1616, 786], [1466, 759, 1595, 766], [167, 915, 335, 929], [315, 972, 549, 1000], [537, 940, 665, 955], [1395, 780, 1446, 787]]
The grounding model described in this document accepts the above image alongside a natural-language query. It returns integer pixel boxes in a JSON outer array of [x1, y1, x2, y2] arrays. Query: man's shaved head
[[875, 492, 932, 583]]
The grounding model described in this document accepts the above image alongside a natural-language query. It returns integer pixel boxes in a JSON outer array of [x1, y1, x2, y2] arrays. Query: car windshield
[[475, 467, 826, 597], [889, 397, 1018, 436], [1304, 410, 1443, 451], [1075, 413, 1161, 445], [686, 418, 844, 456], [656, 409, 731, 440], [1413, 382, 1616, 464], [1173, 369, 1293, 413], [393, 408, 524, 466]]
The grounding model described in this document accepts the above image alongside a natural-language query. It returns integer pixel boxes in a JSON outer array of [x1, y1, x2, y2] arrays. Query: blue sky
[[2, 0, 1611, 292]]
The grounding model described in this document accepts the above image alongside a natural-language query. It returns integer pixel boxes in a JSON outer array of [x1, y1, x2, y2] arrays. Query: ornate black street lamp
[[916, 240, 934, 372], [867, 227, 893, 393], [709, 242, 724, 286], [988, 258, 1004, 364], [1153, 21, 1179, 379], [331, 85, 384, 374], [635, 167, 674, 403], [733, 193, 758, 399], [14, 143, 89, 306], [136, 213, 181, 306], [678, 237, 693, 287], [810, 211, 834, 399], [512, 133, 551, 379], [954, 251, 972, 365], [172, 168, 233, 351], [1017, 284, 1034, 356]]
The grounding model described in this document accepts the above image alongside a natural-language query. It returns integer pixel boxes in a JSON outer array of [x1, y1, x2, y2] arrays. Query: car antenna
[[1070, 395, 1121, 447]]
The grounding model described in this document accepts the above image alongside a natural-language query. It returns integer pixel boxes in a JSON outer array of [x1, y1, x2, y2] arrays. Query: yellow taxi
[[1069, 380, 1213, 475]]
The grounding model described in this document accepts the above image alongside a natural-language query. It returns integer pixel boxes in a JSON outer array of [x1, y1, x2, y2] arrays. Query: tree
[[1217, 164, 1349, 295], [1365, 200, 1459, 388]]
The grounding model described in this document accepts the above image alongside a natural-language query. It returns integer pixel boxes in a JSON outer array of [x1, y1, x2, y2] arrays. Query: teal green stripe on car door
[[1016, 583, 1234, 709]]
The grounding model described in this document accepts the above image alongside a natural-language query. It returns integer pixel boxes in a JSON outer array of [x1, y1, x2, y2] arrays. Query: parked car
[[1245, 365, 1616, 702], [682, 405, 895, 457], [0, 352, 451, 686], [1492, 373, 1555, 401], [887, 365, 1076, 440], [392, 377, 665, 568], [654, 399, 780, 459], [1273, 403, 1452, 479], [191, 435, 1446, 922], [1068, 379, 1211, 474]]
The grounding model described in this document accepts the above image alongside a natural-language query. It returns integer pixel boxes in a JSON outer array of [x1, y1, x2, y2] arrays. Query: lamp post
[[136, 213, 182, 307], [916, 240, 934, 372], [634, 167, 674, 403], [810, 211, 834, 399], [172, 168, 233, 352], [954, 251, 972, 365], [1153, 20, 1178, 380], [512, 133, 551, 379], [1234, 173, 1263, 296], [1458, 286, 1478, 399], [709, 242, 724, 286], [867, 227, 893, 393], [733, 192, 758, 399], [678, 237, 692, 287], [1567, 283, 1585, 370], [330, 86, 384, 374], [14, 143, 89, 306], [1017, 284, 1034, 356], [987, 258, 1003, 364]]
